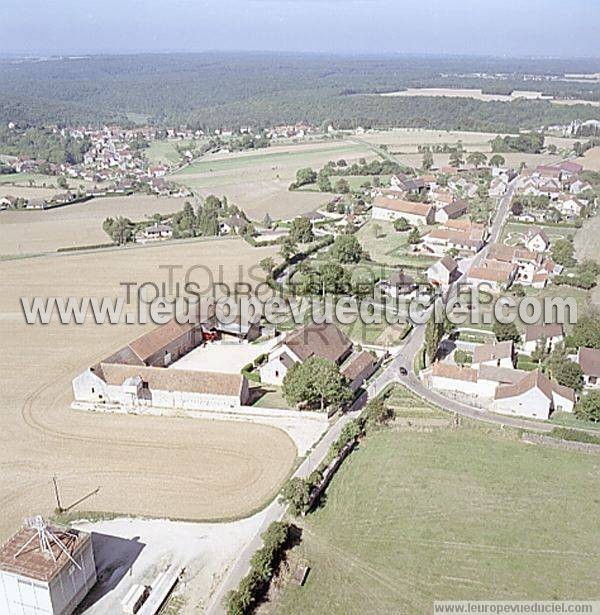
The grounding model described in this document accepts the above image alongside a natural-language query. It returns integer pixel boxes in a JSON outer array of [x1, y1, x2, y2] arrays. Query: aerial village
[[2, 121, 600, 615]]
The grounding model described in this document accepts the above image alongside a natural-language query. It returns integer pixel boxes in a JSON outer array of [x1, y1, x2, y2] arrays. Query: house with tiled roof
[[522, 323, 564, 355], [259, 322, 360, 386], [523, 226, 550, 253], [493, 370, 574, 419], [372, 196, 434, 225], [427, 255, 459, 288], [467, 259, 518, 291], [472, 341, 515, 369], [576, 347, 600, 389]]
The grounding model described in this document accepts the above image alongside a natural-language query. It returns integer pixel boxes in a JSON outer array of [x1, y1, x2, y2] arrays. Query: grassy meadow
[[273, 421, 600, 614]]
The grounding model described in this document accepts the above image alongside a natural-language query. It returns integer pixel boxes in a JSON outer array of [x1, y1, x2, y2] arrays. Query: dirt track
[[0, 238, 296, 540]]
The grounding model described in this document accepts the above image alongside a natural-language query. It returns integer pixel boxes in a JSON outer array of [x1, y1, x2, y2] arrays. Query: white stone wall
[[72, 369, 244, 410]]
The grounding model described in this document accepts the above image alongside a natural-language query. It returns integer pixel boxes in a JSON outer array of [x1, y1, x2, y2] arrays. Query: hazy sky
[[2, 0, 599, 57]]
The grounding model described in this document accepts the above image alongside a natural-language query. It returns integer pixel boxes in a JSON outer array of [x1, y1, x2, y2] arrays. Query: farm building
[[74, 363, 250, 410], [72, 304, 257, 410], [0, 520, 96, 615], [371, 196, 434, 225], [426, 255, 459, 288]]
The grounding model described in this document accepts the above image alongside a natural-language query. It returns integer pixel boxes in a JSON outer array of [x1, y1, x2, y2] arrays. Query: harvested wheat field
[[170, 139, 373, 220], [578, 146, 600, 171], [0, 238, 296, 540], [356, 128, 576, 156], [0, 194, 189, 255]]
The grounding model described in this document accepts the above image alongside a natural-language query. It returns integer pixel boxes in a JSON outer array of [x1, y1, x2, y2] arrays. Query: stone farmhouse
[[371, 196, 435, 225], [428, 360, 574, 420], [259, 322, 376, 392], [72, 305, 258, 411]]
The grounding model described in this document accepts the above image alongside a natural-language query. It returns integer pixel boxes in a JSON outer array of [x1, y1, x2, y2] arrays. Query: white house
[[427, 255, 459, 288], [142, 223, 173, 241], [489, 177, 508, 198], [219, 215, 248, 235], [569, 179, 591, 195], [556, 196, 584, 217], [371, 196, 434, 225], [522, 323, 564, 355], [472, 341, 515, 369], [423, 224, 485, 256], [523, 226, 550, 253], [493, 370, 574, 419], [576, 347, 600, 389]]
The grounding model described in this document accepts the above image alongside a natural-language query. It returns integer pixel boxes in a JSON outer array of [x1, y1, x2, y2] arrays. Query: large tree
[[330, 234, 364, 263], [575, 391, 600, 423], [492, 320, 520, 343], [466, 151, 487, 168], [571, 313, 600, 349], [425, 317, 444, 364], [554, 360, 583, 392], [289, 216, 314, 243], [295, 167, 317, 187], [551, 238, 576, 268], [283, 357, 350, 411], [422, 149, 434, 171], [449, 150, 464, 167], [489, 154, 506, 167]]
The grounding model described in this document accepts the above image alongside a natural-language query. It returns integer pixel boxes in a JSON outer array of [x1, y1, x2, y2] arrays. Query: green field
[[0, 173, 66, 187], [356, 219, 436, 269], [145, 139, 195, 166], [173, 143, 368, 177], [274, 423, 600, 614]]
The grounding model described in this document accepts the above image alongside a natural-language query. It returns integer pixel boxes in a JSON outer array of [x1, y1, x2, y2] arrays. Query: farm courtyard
[[273, 420, 600, 614], [0, 238, 297, 539]]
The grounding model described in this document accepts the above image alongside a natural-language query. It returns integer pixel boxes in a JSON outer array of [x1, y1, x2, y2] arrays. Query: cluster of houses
[[465, 228, 555, 291], [515, 160, 592, 221], [426, 325, 577, 420], [427, 320, 600, 421]]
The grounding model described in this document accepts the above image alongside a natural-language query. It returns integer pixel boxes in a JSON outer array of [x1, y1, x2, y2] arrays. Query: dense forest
[[0, 53, 599, 130]]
